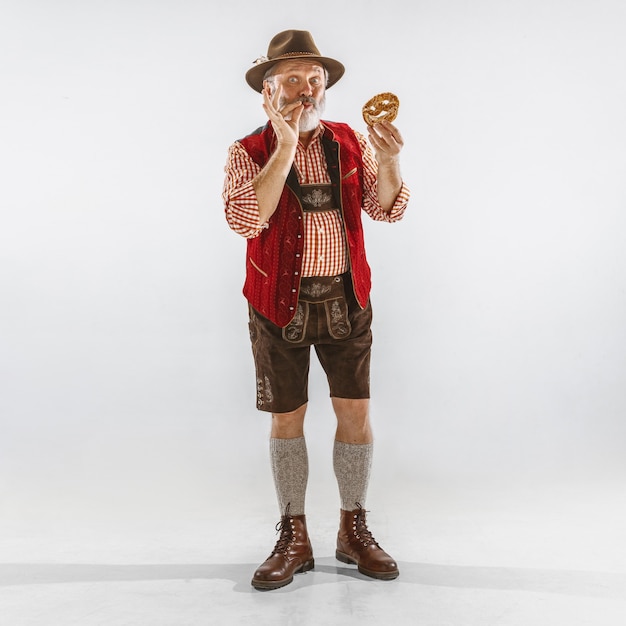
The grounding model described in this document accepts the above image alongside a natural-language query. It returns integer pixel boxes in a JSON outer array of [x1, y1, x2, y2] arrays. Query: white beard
[[281, 95, 326, 132], [298, 103, 324, 132]]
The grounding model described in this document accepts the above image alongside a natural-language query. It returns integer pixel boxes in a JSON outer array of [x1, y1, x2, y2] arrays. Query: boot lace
[[352, 502, 379, 548], [271, 504, 295, 555]]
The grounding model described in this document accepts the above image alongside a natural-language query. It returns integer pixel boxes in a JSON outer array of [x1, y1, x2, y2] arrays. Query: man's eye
[[288, 77, 298, 84]]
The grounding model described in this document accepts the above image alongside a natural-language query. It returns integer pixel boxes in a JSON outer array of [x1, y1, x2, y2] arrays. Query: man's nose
[[300, 83, 313, 97]]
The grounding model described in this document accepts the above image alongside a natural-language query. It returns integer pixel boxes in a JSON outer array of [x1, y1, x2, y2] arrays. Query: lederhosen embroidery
[[282, 301, 308, 343], [326, 297, 350, 339], [282, 274, 352, 343], [300, 184, 334, 212]]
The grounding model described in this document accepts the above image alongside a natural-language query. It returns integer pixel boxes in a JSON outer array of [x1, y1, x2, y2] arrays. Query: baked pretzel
[[362, 92, 399, 126]]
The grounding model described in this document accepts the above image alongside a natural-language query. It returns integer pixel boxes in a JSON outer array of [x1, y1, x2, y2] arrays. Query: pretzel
[[362, 92, 399, 126]]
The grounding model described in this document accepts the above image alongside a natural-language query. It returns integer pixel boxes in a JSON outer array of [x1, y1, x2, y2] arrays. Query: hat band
[[275, 51, 318, 58], [252, 51, 319, 66]]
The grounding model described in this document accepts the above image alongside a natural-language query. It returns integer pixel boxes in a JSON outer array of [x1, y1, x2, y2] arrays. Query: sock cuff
[[271, 435, 306, 446], [270, 436, 307, 456], [333, 440, 373, 456]]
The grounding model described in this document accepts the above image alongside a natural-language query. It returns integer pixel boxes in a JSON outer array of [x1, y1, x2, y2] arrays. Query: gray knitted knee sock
[[270, 437, 309, 516], [333, 441, 373, 511]]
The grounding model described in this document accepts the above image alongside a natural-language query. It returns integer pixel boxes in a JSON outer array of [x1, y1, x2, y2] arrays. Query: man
[[223, 29, 410, 591]]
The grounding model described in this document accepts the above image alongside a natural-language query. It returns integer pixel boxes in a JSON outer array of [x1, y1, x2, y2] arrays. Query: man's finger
[[290, 103, 304, 124], [280, 101, 304, 118], [271, 84, 283, 109]]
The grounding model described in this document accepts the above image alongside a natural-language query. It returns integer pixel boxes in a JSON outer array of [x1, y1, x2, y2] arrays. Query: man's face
[[268, 60, 327, 132]]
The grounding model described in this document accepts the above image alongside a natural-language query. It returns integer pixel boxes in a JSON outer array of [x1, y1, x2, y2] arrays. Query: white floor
[[2, 472, 626, 626]]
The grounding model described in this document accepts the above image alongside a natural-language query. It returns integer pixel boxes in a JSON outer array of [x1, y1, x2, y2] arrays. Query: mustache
[[279, 95, 318, 108]]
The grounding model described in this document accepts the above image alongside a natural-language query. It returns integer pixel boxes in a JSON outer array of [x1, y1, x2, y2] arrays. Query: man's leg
[[270, 403, 309, 516], [247, 299, 317, 590], [251, 403, 314, 590], [332, 397, 373, 508], [332, 397, 399, 580]]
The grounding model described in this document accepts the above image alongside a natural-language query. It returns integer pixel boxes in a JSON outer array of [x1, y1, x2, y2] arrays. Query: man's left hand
[[367, 121, 404, 163]]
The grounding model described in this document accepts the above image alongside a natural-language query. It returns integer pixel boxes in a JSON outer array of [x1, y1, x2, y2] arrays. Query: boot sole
[[251, 559, 315, 591], [335, 550, 399, 580]]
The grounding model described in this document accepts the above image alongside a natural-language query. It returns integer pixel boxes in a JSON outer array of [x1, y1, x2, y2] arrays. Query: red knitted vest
[[239, 121, 371, 327]]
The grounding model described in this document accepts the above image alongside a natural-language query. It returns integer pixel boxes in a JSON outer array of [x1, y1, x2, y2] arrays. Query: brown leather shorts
[[248, 273, 372, 413]]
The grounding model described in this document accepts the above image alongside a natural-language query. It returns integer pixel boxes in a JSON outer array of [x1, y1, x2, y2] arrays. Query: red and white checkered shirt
[[223, 123, 409, 277]]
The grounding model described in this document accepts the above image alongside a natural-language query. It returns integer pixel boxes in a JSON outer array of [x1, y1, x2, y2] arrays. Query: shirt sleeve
[[222, 142, 267, 239], [356, 130, 410, 223]]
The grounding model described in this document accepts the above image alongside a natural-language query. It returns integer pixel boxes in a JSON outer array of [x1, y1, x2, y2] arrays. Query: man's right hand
[[262, 83, 303, 149]]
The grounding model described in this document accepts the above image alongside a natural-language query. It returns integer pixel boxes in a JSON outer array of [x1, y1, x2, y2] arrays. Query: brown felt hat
[[245, 30, 345, 93]]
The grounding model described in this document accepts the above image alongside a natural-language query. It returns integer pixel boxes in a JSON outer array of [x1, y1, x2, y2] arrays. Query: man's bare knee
[[271, 403, 308, 438], [332, 397, 372, 444]]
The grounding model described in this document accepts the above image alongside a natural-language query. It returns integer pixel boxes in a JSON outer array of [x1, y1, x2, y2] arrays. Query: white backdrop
[[1, 0, 626, 533]]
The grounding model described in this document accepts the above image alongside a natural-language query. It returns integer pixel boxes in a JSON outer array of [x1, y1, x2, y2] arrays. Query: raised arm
[[366, 121, 404, 213], [252, 83, 303, 223]]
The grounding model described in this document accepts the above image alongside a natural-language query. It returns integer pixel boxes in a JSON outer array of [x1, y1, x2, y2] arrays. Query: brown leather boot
[[336, 503, 399, 580], [251, 508, 314, 590]]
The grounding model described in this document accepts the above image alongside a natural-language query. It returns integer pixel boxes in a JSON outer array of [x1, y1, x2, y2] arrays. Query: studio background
[[1, 1, 625, 624]]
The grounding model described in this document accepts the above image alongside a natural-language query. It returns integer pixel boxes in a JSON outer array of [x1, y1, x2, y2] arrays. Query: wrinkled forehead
[[271, 59, 326, 77]]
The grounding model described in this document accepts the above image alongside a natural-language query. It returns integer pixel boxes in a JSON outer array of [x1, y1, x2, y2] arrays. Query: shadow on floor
[[1, 559, 625, 600]]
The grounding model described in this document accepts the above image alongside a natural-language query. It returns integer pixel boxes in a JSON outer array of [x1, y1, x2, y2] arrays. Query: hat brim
[[245, 55, 345, 93]]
